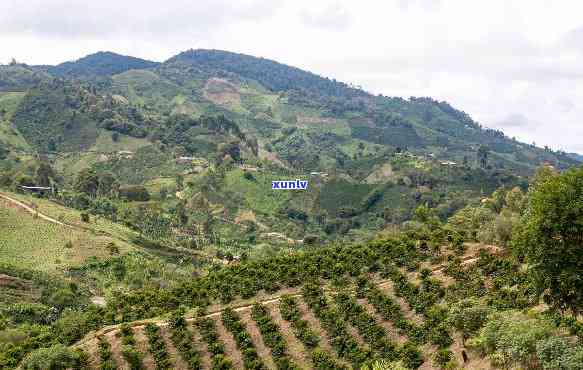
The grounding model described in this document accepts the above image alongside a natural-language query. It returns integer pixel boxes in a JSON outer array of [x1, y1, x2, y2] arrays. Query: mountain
[[48, 51, 159, 79], [1, 49, 581, 247], [3, 49, 583, 369], [168, 49, 366, 98], [0, 64, 51, 92]]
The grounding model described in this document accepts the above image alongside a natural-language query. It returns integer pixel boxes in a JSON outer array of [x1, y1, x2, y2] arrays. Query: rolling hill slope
[[0, 48, 580, 252]]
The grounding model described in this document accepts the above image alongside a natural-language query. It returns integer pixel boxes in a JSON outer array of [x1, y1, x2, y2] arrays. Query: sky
[[1, 0, 583, 153]]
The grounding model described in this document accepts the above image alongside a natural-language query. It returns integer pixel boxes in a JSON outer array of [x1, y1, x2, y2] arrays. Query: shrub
[[251, 303, 297, 368], [119, 185, 150, 201], [80, 212, 90, 223], [21, 344, 86, 370], [311, 349, 346, 370], [243, 171, 255, 181], [53, 310, 91, 345], [221, 308, 265, 369], [118, 324, 143, 370], [468, 311, 555, 368], [144, 323, 171, 369], [121, 346, 143, 370], [97, 335, 117, 370], [279, 296, 320, 349], [448, 298, 491, 345], [432, 349, 454, 368], [169, 322, 201, 369]]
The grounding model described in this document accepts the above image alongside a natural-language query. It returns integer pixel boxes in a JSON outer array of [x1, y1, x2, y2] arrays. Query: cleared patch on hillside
[[203, 78, 243, 111], [365, 162, 396, 184]]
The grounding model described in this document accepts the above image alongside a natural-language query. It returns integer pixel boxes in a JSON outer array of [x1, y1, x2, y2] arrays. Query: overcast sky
[[2, 0, 583, 153]]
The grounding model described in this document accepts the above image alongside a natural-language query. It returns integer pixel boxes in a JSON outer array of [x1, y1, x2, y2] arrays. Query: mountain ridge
[[0, 48, 580, 247]]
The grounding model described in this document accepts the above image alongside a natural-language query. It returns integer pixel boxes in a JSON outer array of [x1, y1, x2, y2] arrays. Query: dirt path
[[188, 322, 212, 370], [449, 334, 492, 370], [160, 325, 189, 370], [0, 192, 70, 227], [213, 315, 245, 370], [84, 338, 101, 370], [295, 298, 350, 368], [239, 309, 277, 370], [357, 297, 407, 344], [105, 331, 129, 370], [377, 280, 425, 325], [266, 302, 311, 369], [133, 326, 156, 370]]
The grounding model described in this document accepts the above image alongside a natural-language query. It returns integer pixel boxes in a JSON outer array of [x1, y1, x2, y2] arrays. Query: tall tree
[[75, 169, 100, 197], [512, 167, 583, 314], [35, 162, 55, 187], [477, 145, 489, 169]]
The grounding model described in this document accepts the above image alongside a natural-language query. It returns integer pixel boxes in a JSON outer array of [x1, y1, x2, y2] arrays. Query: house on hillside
[[18, 186, 54, 196], [176, 156, 196, 164], [239, 164, 259, 172], [118, 150, 134, 159], [440, 161, 457, 166], [310, 172, 328, 177]]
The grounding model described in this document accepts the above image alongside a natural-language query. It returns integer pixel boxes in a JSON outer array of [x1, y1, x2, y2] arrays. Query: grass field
[[224, 169, 296, 215], [0, 200, 134, 273], [2, 192, 138, 248]]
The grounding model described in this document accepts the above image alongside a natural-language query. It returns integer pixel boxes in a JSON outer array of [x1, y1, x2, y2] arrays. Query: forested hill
[[168, 49, 366, 98], [162, 49, 578, 173], [47, 51, 160, 79], [1, 49, 579, 173], [0, 48, 581, 246]]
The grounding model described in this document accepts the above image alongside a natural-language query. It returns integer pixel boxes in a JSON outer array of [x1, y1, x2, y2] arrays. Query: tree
[[512, 167, 583, 314], [35, 162, 55, 187], [477, 145, 489, 168], [448, 298, 491, 345], [505, 186, 525, 213], [0, 144, 8, 160], [119, 185, 150, 201], [175, 174, 184, 191], [74, 169, 100, 197], [97, 172, 119, 197]]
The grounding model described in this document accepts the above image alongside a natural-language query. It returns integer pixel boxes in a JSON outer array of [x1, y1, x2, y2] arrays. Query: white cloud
[[1, 0, 582, 152], [300, 3, 351, 30]]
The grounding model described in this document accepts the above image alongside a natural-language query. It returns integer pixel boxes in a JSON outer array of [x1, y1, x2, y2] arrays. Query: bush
[[97, 335, 117, 370], [121, 346, 143, 370], [80, 212, 90, 223], [54, 311, 91, 345], [21, 344, 86, 369], [144, 323, 171, 369], [433, 349, 454, 368], [468, 311, 555, 368], [243, 171, 255, 181], [119, 185, 150, 201]]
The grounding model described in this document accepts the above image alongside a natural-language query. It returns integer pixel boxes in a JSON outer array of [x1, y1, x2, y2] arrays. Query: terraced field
[[75, 247, 497, 370]]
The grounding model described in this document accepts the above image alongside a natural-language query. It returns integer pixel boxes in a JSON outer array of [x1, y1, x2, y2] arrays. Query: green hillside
[[2, 49, 583, 370], [0, 49, 578, 249], [48, 51, 160, 79]]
